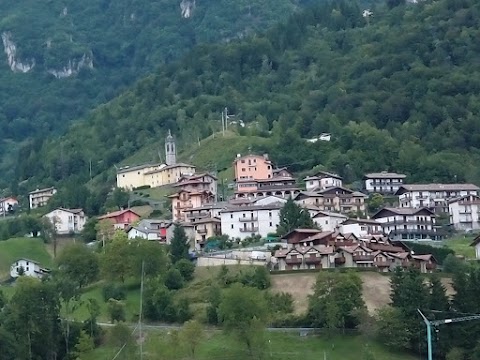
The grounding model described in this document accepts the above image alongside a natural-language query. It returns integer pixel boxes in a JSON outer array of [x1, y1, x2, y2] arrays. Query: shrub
[[102, 283, 126, 302], [175, 259, 195, 281], [165, 268, 184, 290]]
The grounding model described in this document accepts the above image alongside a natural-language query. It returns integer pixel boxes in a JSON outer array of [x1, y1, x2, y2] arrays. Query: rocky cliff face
[[47, 53, 94, 79], [1, 32, 35, 73], [180, 0, 196, 18]]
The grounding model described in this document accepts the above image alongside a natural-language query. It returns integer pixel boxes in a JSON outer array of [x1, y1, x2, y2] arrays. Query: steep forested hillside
[[0, 0, 316, 184], [14, 0, 480, 197]]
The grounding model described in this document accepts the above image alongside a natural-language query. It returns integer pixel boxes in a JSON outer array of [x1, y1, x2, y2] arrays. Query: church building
[[115, 130, 196, 190]]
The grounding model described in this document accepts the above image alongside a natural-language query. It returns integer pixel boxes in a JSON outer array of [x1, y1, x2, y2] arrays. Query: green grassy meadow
[[0, 237, 53, 279], [442, 235, 476, 258], [82, 329, 420, 360]]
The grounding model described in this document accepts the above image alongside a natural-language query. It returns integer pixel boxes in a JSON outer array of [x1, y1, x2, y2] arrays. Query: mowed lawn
[[82, 329, 421, 360], [0, 237, 53, 279]]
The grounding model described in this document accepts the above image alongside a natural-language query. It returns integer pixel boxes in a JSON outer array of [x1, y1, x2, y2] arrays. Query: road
[[97, 321, 319, 334]]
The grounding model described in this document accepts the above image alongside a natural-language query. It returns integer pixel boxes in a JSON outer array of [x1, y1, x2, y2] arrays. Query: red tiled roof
[[98, 209, 140, 220]]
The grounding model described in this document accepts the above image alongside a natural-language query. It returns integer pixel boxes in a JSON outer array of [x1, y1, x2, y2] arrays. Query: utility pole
[[139, 261, 145, 360], [418, 309, 480, 360]]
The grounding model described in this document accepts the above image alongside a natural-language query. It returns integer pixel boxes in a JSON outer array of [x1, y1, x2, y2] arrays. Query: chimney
[[263, 153, 269, 160]]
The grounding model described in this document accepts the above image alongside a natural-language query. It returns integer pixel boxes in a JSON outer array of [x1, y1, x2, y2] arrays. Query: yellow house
[[116, 164, 160, 190]]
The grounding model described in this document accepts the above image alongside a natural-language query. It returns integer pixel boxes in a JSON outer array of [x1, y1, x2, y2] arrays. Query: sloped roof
[[395, 183, 480, 195], [372, 207, 434, 218], [364, 172, 406, 179], [98, 209, 140, 220]]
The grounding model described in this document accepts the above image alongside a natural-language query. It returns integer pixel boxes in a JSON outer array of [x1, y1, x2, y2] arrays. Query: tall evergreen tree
[[276, 198, 316, 236], [170, 224, 190, 264]]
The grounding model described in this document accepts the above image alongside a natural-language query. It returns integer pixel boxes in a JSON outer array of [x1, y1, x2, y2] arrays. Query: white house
[[29, 187, 57, 209], [44, 208, 87, 235], [220, 203, 284, 240], [372, 207, 442, 241], [363, 172, 406, 194], [312, 210, 348, 232], [304, 171, 343, 191], [0, 196, 18, 214], [340, 218, 383, 238], [449, 194, 480, 231], [127, 227, 164, 241], [10, 259, 49, 279], [395, 184, 480, 213]]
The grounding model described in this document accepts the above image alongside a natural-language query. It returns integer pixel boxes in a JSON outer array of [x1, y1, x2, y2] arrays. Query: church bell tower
[[165, 130, 176, 165]]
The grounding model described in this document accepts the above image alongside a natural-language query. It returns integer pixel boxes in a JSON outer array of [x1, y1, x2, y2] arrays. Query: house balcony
[[305, 256, 321, 265], [374, 260, 390, 267], [335, 256, 346, 264], [239, 227, 259, 233], [239, 217, 258, 222], [384, 219, 433, 225], [353, 255, 375, 262], [285, 257, 303, 265], [196, 227, 207, 234], [187, 213, 209, 219], [177, 203, 193, 209], [459, 210, 472, 214], [459, 218, 473, 223]]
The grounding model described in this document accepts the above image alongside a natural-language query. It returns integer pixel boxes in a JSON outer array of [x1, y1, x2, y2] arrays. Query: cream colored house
[[29, 187, 57, 209]]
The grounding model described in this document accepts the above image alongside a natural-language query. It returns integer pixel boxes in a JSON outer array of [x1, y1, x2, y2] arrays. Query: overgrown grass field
[[82, 329, 421, 360]]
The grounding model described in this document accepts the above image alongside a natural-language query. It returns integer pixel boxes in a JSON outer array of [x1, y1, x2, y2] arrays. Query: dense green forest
[[13, 0, 480, 198], [0, 0, 318, 184]]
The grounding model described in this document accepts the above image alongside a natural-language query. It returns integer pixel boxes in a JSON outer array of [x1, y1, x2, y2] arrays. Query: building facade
[[97, 209, 141, 230], [312, 211, 348, 232], [304, 171, 343, 191], [449, 194, 480, 231], [0, 196, 18, 214], [294, 187, 367, 214], [372, 207, 441, 241], [395, 184, 480, 213], [44, 208, 87, 235], [29, 187, 57, 209], [10, 259, 49, 279], [169, 190, 215, 222], [219, 203, 283, 240], [364, 172, 406, 194]]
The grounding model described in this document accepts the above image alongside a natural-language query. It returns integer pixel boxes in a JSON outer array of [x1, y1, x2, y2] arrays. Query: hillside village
[[7, 131, 480, 280]]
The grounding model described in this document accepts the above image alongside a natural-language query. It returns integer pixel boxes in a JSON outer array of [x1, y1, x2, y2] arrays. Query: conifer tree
[[429, 274, 449, 311], [276, 198, 316, 236], [170, 224, 190, 264]]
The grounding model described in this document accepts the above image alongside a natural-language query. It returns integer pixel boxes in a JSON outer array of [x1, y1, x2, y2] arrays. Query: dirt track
[[271, 272, 454, 314]]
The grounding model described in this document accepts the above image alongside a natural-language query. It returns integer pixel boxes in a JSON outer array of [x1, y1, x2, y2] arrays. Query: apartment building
[[372, 207, 442, 241], [396, 184, 480, 213], [449, 194, 480, 231], [363, 171, 406, 194], [29, 187, 57, 209], [219, 203, 284, 240]]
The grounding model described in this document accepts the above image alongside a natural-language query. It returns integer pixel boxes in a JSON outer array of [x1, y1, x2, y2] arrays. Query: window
[[269, 222, 273, 227], [241, 159, 245, 163], [230, 214, 233, 219], [242, 168, 246, 171], [26, 267, 29, 272], [231, 224, 234, 229], [248, 159, 251, 165], [269, 212, 272, 218], [122, 174, 125, 177]]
